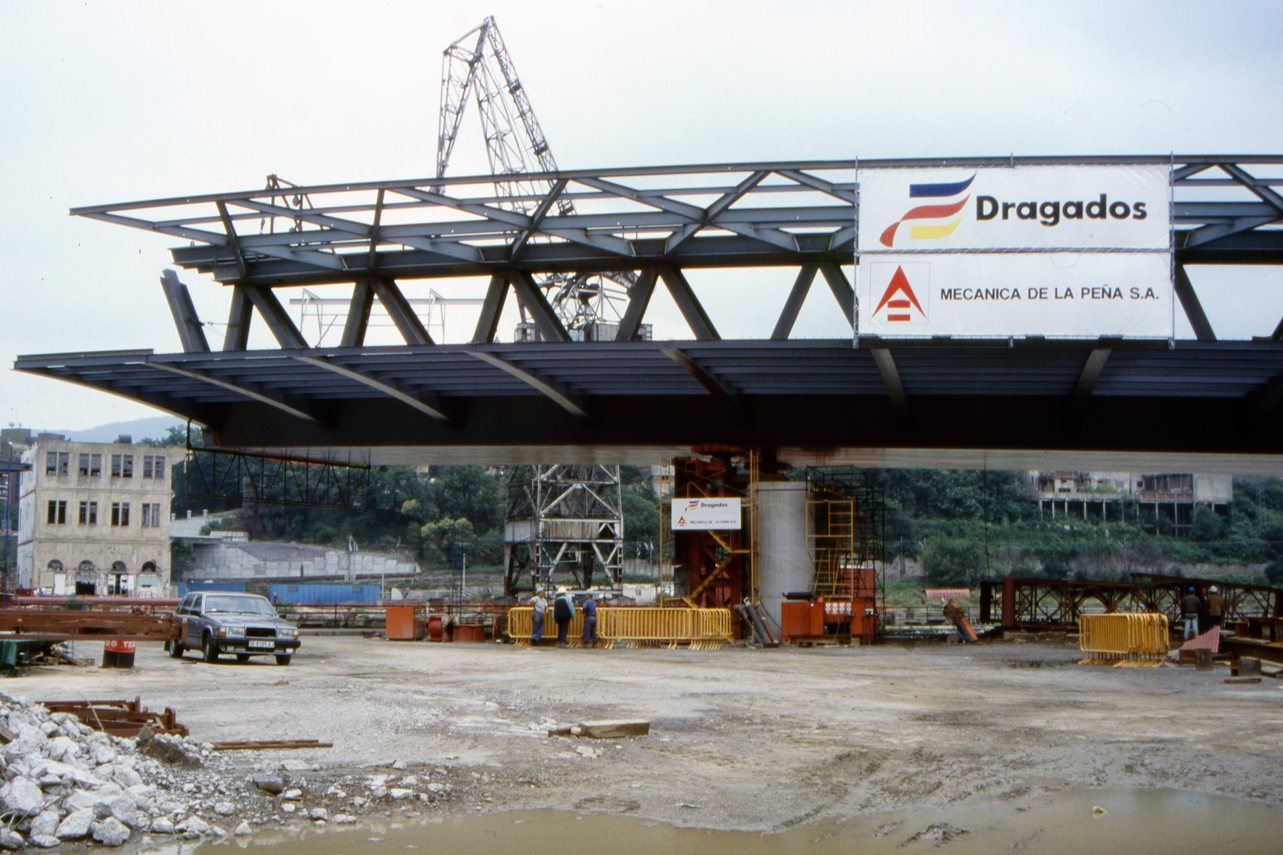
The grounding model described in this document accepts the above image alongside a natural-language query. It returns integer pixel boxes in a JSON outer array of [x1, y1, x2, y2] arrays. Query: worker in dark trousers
[[553, 588, 575, 648], [581, 591, 599, 648]]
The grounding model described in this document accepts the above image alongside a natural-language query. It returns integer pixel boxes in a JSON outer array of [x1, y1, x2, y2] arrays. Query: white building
[[16, 436, 184, 596]]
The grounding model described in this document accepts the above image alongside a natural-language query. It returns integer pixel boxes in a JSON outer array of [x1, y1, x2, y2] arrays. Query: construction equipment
[[436, 16, 638, 333], [437, 17, 631, 595]]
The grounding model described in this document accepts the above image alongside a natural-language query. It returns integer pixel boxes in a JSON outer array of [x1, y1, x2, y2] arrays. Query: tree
[[1190, 506, 1227, 543], [1266, 557, 1283, 586], [922, 536, 985, 586]]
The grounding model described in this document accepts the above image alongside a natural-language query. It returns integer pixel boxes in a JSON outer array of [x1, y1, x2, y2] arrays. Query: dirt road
[[13, 635, 1283, 832]]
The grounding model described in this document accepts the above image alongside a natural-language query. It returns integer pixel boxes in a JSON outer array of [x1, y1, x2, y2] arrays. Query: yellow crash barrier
[[1078, 613, 1170, 666], [507, 606, 732, 649]]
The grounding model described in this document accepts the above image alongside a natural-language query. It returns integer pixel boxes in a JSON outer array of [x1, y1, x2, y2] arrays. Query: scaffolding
[[805, 469, 885, 641], [503, 464, 624, 594], [664, 451, 758, 612]]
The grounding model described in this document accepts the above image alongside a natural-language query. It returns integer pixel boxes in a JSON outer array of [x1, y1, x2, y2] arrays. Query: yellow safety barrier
[[506, 606, 732, 649], [1078, 613, 1170, 667]]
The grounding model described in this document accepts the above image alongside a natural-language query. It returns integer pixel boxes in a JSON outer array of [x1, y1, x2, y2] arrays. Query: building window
[[143, 455, 167, 480], [111, 502, 131, 527], [79, 500, 98, 525], [110, 454, 134, 478], [141, 503, 163, 528], [46, 500, 67, 524], [78, 453, 102, 478], [46, 451, 69, 477]]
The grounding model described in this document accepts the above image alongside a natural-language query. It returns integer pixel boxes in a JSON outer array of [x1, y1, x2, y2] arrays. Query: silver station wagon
[[170, 591, 301, 665]]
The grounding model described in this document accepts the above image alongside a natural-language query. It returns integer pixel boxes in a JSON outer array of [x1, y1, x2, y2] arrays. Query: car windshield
[[204, 595, 276, 616]]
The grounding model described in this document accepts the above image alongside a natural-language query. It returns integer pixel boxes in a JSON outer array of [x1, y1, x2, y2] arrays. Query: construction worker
[[581, 591, 599, 648], [1181, 586, 1201, 639], [529, 589, 547, 645], [1205, 585, 1226, 631], [553, 588, 575, 648]]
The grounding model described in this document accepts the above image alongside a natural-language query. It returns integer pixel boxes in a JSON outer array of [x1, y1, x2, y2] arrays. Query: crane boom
[[437, 17, 571, 216], [435, 15, 635, 332]]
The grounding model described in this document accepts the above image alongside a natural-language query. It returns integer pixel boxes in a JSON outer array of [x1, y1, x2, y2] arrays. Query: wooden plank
[[548, 719, 650, 739], [210, 740, 332, 751]]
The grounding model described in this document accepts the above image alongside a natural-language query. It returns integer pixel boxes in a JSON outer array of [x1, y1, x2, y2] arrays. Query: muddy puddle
[[124, 788, 1280, 854]]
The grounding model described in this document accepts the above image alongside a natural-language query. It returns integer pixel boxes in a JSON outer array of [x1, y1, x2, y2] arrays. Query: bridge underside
[[18, 337, 1283, 473]]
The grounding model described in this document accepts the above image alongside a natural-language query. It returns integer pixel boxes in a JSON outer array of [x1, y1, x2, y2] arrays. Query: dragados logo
[[878, 174, 976, 248], [872, 266, 926, 323]]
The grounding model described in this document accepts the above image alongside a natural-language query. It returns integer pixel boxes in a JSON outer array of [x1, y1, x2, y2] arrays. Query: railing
[[507, 606, 732, 649], [1078, 613, 1170, 666]]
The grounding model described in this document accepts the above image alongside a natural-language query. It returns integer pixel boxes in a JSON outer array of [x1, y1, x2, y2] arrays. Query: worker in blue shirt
[[581, 592, 599, 648]]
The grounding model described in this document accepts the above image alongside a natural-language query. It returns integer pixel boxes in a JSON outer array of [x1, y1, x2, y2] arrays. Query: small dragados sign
[[671, 498, 742, 531]]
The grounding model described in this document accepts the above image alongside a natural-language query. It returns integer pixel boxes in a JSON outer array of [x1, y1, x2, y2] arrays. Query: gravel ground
[[10, 634, 1283, 834]]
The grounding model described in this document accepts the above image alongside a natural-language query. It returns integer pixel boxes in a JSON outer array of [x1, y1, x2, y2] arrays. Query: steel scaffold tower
[[437, 17, 628, 595]]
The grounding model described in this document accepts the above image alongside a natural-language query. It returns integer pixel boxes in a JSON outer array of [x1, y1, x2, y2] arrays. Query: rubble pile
[[0, 692, 457, 849]]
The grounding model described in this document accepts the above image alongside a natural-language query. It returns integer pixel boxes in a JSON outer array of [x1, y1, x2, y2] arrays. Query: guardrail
[[1078, 613, 1170, 666], [507, 606, 732, 649]]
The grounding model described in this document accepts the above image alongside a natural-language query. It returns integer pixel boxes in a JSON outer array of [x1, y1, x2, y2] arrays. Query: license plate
[[247, 640, 274, 649]]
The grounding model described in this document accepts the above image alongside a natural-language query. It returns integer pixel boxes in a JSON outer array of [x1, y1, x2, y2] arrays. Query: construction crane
[[436, 16, 630, 595], [436, 16, 638, 339]]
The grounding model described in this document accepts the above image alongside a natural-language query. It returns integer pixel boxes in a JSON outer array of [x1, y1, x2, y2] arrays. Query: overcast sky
[[3, 0, 1282, 431]]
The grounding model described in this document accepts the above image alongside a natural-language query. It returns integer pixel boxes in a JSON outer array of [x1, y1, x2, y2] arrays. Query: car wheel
[[236, 654, 250, 663], [202, 634, 220, 662], [169, 640, 185, 659], [274, 654, 292, 666]]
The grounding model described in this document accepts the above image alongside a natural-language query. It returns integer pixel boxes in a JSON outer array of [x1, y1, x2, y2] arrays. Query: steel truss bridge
[[981, 574, 1282, 630], [15, 156, 1283, 469]]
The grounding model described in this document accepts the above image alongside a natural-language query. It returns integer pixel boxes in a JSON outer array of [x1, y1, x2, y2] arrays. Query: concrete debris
[[91, 817, 131, 847], [0, 690, 459, 851], [251, 772, 287, 794]]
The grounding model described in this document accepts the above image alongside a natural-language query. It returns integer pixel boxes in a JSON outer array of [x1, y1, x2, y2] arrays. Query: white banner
[[859, 253, 1173, 338], [856, 163, 1172, 338], [859, 164, 1170, 251], [671, 498, 742, 531]]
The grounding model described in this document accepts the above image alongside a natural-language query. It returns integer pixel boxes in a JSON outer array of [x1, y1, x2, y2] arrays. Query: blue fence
[[268, 583, 381, 606]]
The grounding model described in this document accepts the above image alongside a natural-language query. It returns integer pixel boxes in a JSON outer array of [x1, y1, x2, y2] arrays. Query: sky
[[2, 0, 1282, 431]]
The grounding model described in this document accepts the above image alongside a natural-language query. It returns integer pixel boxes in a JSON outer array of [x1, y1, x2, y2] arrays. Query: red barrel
[[102, 640, 137, 668]]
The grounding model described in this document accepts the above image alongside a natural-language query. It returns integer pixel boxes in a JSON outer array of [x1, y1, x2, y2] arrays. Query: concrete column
[[756, 481, 811, 631]]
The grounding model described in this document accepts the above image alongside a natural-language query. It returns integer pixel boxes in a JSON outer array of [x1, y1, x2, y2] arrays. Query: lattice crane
[[436, 17, 630, 595], [436, 16, 636, 337]]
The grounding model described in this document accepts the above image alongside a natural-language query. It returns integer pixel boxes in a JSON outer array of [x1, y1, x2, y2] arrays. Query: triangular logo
[[873, 266, 926, 323]]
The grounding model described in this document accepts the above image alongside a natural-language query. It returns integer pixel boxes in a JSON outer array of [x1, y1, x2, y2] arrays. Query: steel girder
[[988, 575, 1282, 630], [72, 157, 1283, 286], [68, 157, 1283, 350]]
